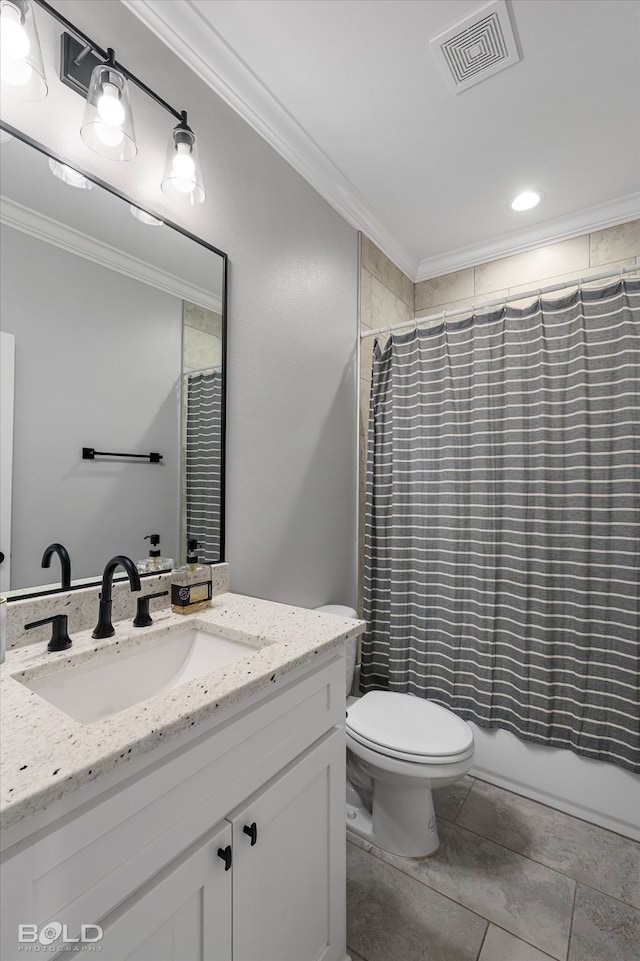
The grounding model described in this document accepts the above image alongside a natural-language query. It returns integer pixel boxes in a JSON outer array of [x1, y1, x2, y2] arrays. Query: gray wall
[[1, 226, 182, 588], [2, 0, 359, 608]]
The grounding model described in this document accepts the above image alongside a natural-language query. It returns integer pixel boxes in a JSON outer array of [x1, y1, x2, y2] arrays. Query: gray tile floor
[[346, 776, 640, 961]]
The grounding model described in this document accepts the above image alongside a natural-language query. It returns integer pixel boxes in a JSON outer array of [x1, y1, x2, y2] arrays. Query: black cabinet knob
[[217, 845, 232, 871], [243, 822, 258, 846]]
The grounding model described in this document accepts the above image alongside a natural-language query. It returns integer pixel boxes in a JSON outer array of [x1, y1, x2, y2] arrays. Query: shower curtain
[[185, 369, 222, 561], [361, 279, 640, 773]]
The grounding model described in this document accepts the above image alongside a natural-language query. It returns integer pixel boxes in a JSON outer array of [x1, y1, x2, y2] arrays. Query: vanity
[[0, 586, 364, 960], [0, 6, 365, 956]]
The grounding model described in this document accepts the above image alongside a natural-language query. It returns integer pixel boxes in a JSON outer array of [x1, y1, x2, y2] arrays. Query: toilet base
[[345, 777, 440, 858]]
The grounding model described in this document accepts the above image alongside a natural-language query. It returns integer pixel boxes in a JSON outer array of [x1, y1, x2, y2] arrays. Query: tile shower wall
[[358, 221, 640, 613], [183, 302, 223, 373], [359, 237, 414, 607], [414, 220, 640, 321]]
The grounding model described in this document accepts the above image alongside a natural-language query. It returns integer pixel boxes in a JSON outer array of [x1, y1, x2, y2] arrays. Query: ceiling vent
[[430, 0, 521, 94]]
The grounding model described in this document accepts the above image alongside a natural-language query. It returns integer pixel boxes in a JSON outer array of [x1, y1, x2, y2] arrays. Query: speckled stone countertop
[[0, 592, 364, 834]]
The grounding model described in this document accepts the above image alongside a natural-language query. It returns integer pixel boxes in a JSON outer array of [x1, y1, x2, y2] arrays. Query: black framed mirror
[[0, 127, 227, 598]]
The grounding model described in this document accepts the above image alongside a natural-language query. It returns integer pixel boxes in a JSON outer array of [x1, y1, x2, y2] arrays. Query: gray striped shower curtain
[[361, 280, 639, 772], [185, 370, 222, 561]]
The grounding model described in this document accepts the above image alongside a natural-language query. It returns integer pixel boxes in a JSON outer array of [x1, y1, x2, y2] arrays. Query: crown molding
[[122, 0, 417, 278], [412, 193, 640, 282], [124, 2, 640, 287], [0, 196, 222, 313]]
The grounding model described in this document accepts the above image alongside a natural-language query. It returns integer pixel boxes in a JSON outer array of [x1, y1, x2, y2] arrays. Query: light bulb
[[172, 144, 195, 177], [1, 54, 32, 86], [94, 121, 124, 148], [170, 143, 196, 193], [0, 3, 29, 60], [97, 82, 125, 127]]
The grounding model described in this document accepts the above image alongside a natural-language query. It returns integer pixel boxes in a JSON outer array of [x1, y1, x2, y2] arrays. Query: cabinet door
[[230, 731, 345, 961], [74, 822, 232, 961]]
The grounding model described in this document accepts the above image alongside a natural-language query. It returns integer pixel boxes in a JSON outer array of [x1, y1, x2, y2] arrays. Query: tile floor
[[346, 776, 640, 961]]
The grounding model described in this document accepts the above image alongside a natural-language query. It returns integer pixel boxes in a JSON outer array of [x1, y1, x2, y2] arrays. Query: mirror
[[0, 131, 226, 597]]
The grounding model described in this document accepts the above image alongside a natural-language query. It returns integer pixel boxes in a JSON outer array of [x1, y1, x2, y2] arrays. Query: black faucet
[[92, 555, 141, 639], [41, 543, 71, 590]]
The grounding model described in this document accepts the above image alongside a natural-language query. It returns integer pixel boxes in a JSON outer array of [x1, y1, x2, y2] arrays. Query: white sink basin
[[21, 628, 254, 725]]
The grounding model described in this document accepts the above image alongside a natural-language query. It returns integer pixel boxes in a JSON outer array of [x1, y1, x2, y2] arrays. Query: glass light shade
[[0, 0, 48, 101], [48, 158, 93, 190], [80, 63, 137, 161], [161, 118, 205, 205], [129, 205, 163, 226]]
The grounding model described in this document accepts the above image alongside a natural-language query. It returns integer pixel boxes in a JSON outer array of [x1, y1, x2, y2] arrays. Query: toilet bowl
[[315, 606, 475, 859]]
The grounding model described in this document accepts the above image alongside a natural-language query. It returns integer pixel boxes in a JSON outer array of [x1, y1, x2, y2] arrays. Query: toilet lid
[[346, 691, 473, 758]]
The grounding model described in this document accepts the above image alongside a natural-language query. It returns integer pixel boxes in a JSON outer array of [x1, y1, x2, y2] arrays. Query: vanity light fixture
[[161, 111, 206, 205], [511, 190, 541, 211], [0, 0, 48, 101], [22, 3, 207, 201], [48, 157, 93, 189], [79, 48, 137, 161], [129, 205, 163, 226]]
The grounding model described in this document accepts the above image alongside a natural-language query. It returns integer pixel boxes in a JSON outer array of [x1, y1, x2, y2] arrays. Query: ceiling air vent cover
[[430, 0, 520, 94]]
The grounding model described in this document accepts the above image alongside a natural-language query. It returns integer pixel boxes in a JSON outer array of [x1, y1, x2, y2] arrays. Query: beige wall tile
[[360, 268, 373, 330], [415, 267, 474, 313], [590, 220, 640, 267], [183, 327, 222, 372], [371, 276, 414, 331], [401, 271, 415, 311], [474, 235, 589, 296], [360, 375, 371, 426], [507, 257, 636, 303], [183, 303, 222, 337], [361, 235, 403, 299], [361, 327, 374, 368], [416, 294, 476, 321]]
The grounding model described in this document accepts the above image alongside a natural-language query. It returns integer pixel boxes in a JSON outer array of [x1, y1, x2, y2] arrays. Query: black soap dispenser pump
[[136, 534, 174, 574]]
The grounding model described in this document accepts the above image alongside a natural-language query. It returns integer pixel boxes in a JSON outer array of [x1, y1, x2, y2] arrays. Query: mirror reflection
[[0, 133, 226, 597]]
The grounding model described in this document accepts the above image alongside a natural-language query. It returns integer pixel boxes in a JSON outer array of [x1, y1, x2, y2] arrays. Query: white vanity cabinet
[[229, 733, 342, 961], [77, 821, 234, 961], [1, 649, 347, 961]]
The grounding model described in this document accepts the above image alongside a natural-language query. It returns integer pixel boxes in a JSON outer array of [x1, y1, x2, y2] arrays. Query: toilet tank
[[315, 606, 358, 696]]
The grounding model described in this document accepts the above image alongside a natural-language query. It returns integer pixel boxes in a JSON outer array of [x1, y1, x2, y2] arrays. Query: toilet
[[316, 606, 475, 858]]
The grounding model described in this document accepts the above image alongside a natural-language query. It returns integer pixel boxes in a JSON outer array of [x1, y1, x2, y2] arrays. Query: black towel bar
[[83, 447, 163, 463]]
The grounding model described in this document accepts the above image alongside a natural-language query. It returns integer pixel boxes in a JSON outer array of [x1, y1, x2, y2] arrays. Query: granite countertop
[[0, 592, 364, 833]]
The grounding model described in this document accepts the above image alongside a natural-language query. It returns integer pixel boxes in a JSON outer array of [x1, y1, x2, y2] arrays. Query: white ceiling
[[127, 0, 640, 281]]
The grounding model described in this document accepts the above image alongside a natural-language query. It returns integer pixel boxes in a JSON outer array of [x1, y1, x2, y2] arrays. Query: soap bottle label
[[171, 580, 212, 609]]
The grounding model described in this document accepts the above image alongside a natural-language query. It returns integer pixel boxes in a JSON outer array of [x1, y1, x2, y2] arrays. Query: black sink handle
[[133, 590, 169, 628], [25, 614, 72, 652]]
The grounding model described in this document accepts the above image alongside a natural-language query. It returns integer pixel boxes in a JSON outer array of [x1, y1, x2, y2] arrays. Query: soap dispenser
[[136, 534, 174, 574], [171, 538, 212, 614]]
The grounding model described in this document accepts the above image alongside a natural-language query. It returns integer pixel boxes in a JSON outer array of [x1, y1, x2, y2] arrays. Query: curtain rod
[[361, 262, 640, 340]]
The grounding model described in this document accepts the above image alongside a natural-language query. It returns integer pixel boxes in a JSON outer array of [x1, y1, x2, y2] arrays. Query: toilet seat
[[346, 691, 474, 764]]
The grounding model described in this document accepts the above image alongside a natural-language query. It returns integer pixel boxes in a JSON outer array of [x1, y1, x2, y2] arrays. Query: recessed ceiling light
[[511, 190, 541, 212], [48, 157, 92, 189], [129, 205, 163, 226]]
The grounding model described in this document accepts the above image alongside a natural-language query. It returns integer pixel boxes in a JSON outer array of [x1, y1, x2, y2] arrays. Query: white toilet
[[316, 606, 474, 859]]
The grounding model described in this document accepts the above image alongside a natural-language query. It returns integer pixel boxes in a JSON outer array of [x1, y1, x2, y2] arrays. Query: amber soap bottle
[[170, 538, 212, 614]]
